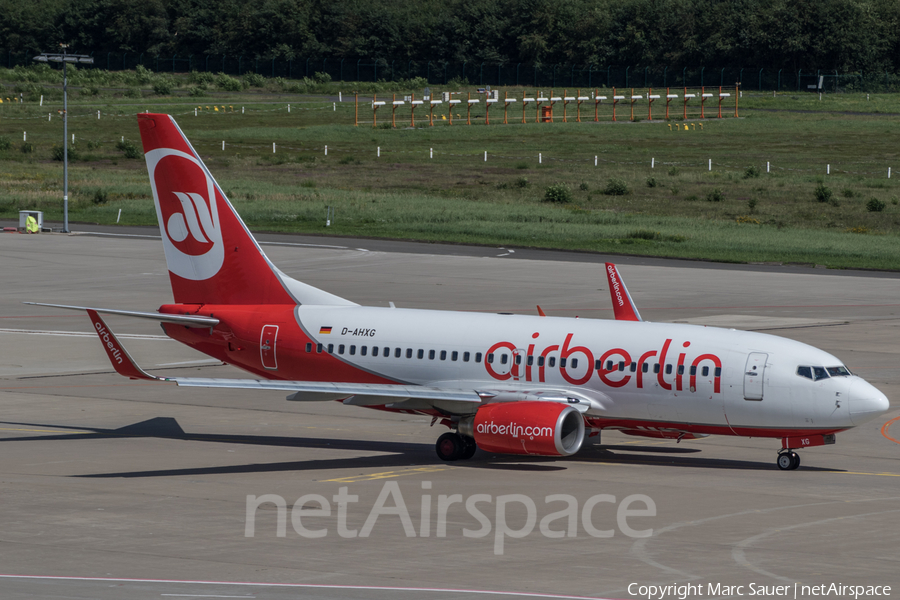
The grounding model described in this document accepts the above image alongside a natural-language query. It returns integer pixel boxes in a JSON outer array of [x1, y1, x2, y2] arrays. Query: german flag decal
[[319, 326, 333, 334]]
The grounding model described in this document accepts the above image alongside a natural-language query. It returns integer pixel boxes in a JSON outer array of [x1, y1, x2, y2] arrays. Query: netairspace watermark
[[628, 582, 892, 600], [245, 480, 656, 555]]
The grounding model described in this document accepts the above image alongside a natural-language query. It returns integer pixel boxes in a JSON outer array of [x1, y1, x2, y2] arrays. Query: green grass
[[2, 81, 900, 270]]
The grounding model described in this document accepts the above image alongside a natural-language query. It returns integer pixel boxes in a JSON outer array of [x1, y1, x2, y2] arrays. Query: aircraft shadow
[[0, 417, 841, 477]]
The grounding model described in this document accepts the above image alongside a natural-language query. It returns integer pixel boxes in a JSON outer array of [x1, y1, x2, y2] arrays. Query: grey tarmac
[[0, 227, 898, 600]]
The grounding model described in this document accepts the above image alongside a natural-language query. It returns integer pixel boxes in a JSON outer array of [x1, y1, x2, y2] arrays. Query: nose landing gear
[[435, 432, 478, 461], [777, 450, 801, 470]]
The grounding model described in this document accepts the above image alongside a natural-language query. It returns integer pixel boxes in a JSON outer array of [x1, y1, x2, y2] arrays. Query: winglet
[[537, 305, 546, 317], [86, 309, 162, 381], [604, 263, 642, 322]]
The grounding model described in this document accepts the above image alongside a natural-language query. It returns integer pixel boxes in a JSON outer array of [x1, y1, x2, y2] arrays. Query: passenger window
[[429, 349, 435, 360], [606, 360, 614, 371], [305, 343, 312, 353], [418, 349, 424, 359], [360, 346, 367, 356], [328, 343, 334, 353], [689, 365, 696, 375], [451, 351, 458, 361], [677, 365, 684, 375], [549, 357, 556, 367], [475, 352, 482, 363], [630, 362, 636, 372], [349, 345, 356, 356], [338, 344, 345, 354], [571, 358, 578, 369], [812, 366, 829, 381], [714, 367, 721, 377], [665, 364, 673, 375], [560, 358, 567, 368], [406, 348, 413, 358], [463, 351, 470, 362], [642, 363, 649, 373], [395, 348, 401, 358], [527, 356, 534, 366], [701, 366, 709, 377], [487, 353, 494, 364], [538, 356, 545, 367], [515, 355, 522, 365], [618, 361, 625, 372], [653, 363, 660, 374], [595, 359, 602, 370], [317, 343, 323, 353], [372, 346, 379, 357], [440, 350, 447, 360], [500, 354, 508, 365]]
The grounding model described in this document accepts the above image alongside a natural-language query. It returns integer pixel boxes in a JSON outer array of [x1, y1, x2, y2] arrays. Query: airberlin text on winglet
[[94, 320, 124, 365]]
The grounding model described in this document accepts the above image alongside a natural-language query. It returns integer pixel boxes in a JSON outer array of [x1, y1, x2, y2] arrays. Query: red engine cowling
[[463, 401, 586, 457]]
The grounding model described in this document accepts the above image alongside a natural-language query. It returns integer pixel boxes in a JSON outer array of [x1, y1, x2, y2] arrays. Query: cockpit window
[[827, 366, 851, 377], [797, 366, 813, 380], [812, 366, 829, 381]]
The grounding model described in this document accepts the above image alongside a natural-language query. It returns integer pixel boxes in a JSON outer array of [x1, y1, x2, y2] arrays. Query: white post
[[333, 102, 336, 111], [767, 161, 770, 173], [116, 208, 122, 223], [23, 132, 26, 141], [242, 106, 244, 114], [97, 110, 100, 119], [708, 158, 712, 171], [195, 107, 198, 116], [430, 148, 433, 159], [222, 141, 225, 151], [484, 151, 487, 162], [595, 156, 598, 166], [48, 113, 51, 122], [827, 164, 830, 175], [339, 92, 342, 102], [273, 143, 276, 153], [539, 152, 542, 164], [377, 146, 380, 157], [889, 167, 892, 179], [819, 93, 822, 101], [121, 136, 124, 142], [651, 157, 655, 168], [325, 145, 328, 156], [72, 133, 75, 144], [40, 95, 43, 106]]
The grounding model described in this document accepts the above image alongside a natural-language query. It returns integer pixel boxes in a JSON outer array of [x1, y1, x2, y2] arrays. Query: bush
[[646, 176, 658, 188], [313, 71, 332, 84], [814, 183, 833, 203], [706, 188, 725, 202], [188, 86, 207, 97], [216, 73, 244, 92], [842, 188, 856, 198], [515, 162, 528, 169], [52, 144, 79, 161], [603, 178, 630, 195], [20, 142, 34, 154], [0, 136, 11, 151], [579, 181, 589, 191], [866, 198, 886, 212], [116, 139, 142, 159], [627, 229, 661, 240], [543, 184, 572, 203], [244, 73, 266, 88], [124, 87, 142, 98], [748, 198, 758, 213], [93, 189, 109, 205], [743, 165, 760, 179], [515, 177, 529, 188], [152, 78, 173, 95], [667, 166, 680, 176]]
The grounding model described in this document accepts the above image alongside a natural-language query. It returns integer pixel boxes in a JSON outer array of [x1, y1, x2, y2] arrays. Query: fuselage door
[[743, 352, 767, 400], [260, 324, 279, 370]]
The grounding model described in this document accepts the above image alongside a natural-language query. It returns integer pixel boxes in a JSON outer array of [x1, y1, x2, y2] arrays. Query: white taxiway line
[[74, 231, 357, 251], [0, 575, 614, 600]]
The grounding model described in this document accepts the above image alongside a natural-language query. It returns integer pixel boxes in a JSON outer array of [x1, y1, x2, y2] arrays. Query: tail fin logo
[[145, 148, 224, 281]]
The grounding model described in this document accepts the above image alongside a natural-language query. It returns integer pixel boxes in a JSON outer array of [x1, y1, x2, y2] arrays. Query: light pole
[[33, 45, 93, 233]]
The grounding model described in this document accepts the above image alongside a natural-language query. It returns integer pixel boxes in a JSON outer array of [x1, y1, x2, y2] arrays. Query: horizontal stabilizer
[[26, 302, 219, 327]]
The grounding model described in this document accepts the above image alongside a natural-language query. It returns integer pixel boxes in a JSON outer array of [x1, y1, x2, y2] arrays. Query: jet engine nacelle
[[460, 401, 586, 456]]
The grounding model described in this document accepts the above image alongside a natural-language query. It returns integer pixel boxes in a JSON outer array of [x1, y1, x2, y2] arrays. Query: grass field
[[1, 81, 899, 270]]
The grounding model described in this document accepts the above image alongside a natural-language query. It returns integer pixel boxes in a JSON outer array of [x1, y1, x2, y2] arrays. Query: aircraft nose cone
[[849, 379, 891, 426]]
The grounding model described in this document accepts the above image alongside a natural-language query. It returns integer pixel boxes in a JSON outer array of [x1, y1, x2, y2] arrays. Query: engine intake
[[459, 401, 586, 456]]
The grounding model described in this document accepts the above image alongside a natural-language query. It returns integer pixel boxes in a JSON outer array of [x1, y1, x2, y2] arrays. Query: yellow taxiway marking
[[323, 466, 452, 483], [833, 471, 900, 477]]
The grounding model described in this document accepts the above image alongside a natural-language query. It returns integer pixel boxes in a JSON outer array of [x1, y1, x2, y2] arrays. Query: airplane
[[31, 113, 890, 471]]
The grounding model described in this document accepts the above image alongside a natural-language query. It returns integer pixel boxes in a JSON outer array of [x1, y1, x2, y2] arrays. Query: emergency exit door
[[743, 352, 767, 400], [260, 325, 279, 370]]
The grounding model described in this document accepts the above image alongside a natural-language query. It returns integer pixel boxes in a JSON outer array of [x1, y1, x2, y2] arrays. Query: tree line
[[2, 0, 899, 73]]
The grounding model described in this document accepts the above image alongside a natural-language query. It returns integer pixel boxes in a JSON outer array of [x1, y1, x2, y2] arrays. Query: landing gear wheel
[[777, 451, 793, 470], [789, 451, 800, 470], [460, 437, 478, 460], [436, 432, 464, 461]]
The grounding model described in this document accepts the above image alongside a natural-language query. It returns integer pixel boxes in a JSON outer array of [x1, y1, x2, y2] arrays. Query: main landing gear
[[777, 450, 801, 470], [435, 432, 478, 462]]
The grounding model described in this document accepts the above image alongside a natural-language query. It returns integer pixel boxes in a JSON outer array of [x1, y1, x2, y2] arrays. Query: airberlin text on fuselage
[[485, 334, 722, 393]]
